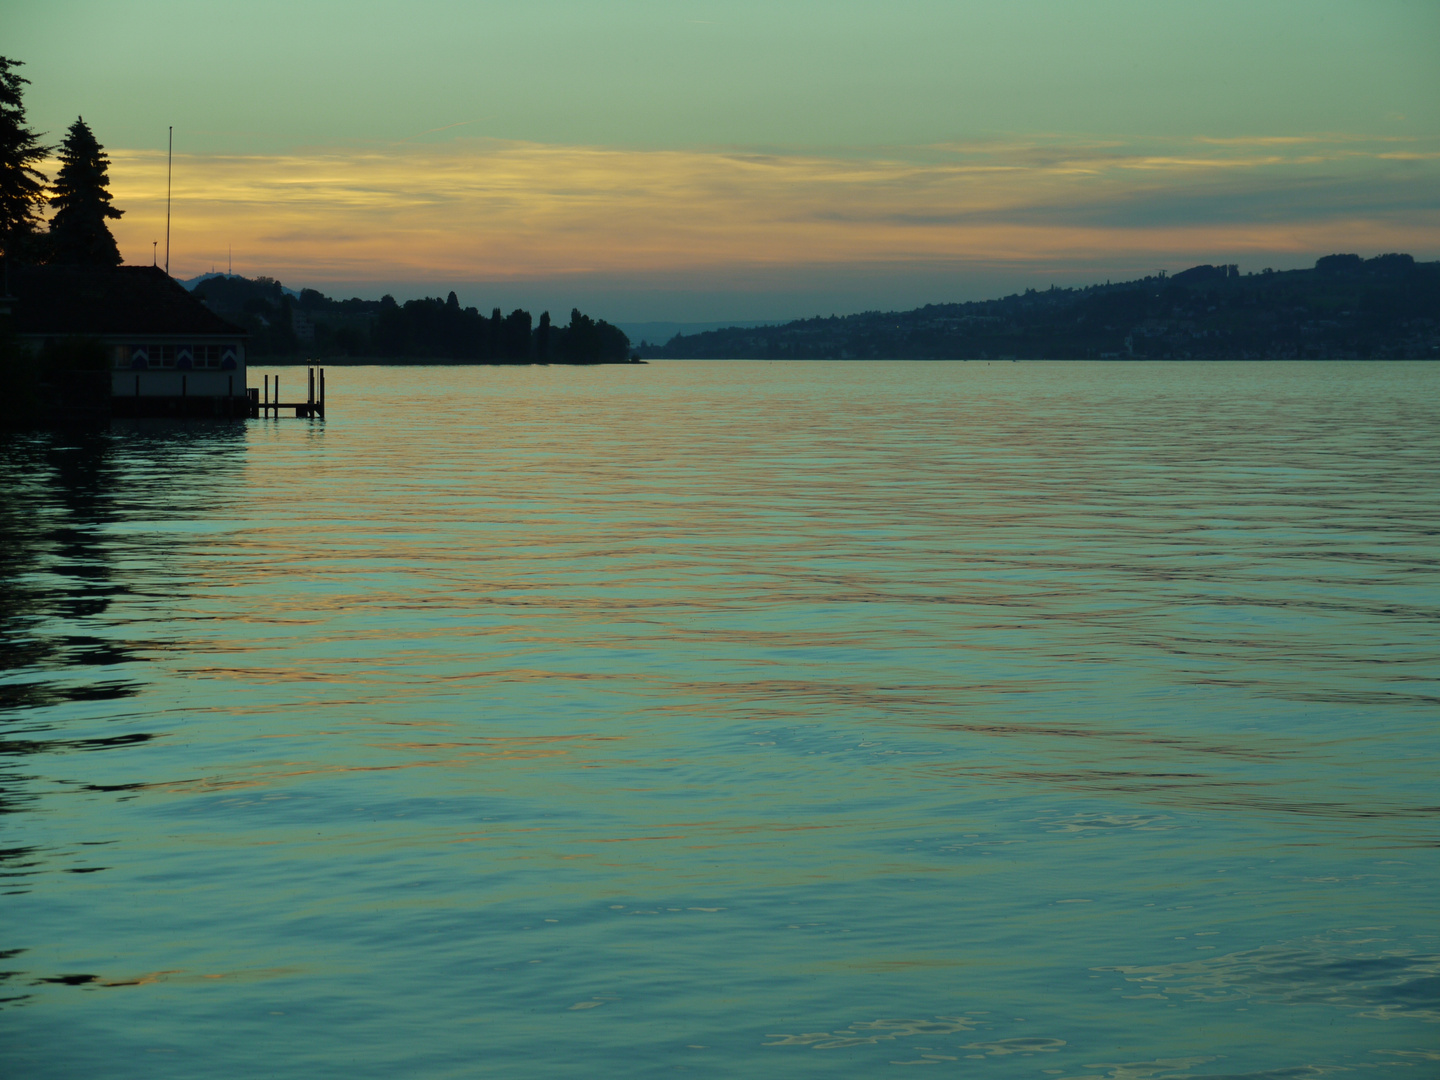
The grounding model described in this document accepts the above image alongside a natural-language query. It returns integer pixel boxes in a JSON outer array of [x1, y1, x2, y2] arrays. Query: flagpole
[[165, 126, 172, 275]]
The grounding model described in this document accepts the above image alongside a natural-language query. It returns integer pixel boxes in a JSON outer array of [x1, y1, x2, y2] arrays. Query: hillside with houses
[[646, 255, 1440, 361]]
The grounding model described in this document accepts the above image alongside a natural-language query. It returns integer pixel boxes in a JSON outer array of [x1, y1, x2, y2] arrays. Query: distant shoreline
[[647, 254, 1439, 362], [252, 356, 646, 366]]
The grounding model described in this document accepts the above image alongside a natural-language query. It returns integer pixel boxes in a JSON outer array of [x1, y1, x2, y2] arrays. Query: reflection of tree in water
[[0, 423, 245, 999], [0, 431, 131, 714], [2, 422, 247, 702]]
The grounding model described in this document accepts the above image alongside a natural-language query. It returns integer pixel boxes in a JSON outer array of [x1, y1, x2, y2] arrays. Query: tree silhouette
[[502, 308, 532, 359], [0, 57, 48, 268], [48, 116, 123, 265], [559, 307, 630, 362]]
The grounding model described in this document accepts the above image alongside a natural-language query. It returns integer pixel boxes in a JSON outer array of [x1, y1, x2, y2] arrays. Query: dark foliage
[[560, 308, 630, 363], [192, 275, 633, 362], [47, 117, 123, 266], [1315, 253, 1364, 276], [0, 57, 48, 265], [199, 274, 289, 311], [0, 320, 41, 427], [0, 328, 109, 430], [651, 254, 1440, 361], [38, 335, 108, 372]]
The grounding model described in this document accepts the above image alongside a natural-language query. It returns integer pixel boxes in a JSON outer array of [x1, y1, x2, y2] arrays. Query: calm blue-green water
[[2, 361, 1437, 1079]]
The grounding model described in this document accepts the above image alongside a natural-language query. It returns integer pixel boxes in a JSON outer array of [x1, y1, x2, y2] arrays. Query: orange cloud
[[94, 135, 1440, 282]]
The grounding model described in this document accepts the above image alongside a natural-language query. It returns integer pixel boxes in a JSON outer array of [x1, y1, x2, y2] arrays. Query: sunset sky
[[9, 0, 1439, 319]]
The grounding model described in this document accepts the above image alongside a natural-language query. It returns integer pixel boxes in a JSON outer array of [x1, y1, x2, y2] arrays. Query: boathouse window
[[119, 345, 163, 369], [119, 343, 238, 369]]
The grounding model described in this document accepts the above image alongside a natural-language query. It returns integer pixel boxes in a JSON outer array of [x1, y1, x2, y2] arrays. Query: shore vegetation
[[190, 275, 637, 364]]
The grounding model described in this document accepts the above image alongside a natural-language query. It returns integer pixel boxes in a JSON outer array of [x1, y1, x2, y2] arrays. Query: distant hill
[[647, 255, 1440, 361], [181, 272, 300, 299], [616, 320, 785, 349]]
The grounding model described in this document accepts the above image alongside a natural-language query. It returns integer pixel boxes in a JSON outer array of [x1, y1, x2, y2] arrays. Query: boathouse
[[7, 264, 249, 417]]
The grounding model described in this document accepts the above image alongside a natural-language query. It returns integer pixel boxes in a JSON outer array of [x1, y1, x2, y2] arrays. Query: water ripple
[[2, 362, 1437, 1078]]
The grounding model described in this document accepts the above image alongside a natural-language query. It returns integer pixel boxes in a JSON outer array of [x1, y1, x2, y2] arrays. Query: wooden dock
[[251, 367, 326, 418]]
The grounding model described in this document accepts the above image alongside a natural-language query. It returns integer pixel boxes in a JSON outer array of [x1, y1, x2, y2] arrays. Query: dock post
[[264, 374, 269, 415], [319, 368, 325, 417]]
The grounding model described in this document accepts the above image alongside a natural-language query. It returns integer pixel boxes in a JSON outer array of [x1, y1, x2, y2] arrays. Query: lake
[[2, 360, 1437, 1078]]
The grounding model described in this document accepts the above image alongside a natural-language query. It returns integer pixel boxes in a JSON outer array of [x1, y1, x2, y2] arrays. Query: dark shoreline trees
[[192, 274, 635, 363], [560, 307, 629, 363]]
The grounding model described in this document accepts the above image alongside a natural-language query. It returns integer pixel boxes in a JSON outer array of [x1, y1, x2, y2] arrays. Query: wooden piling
[[248, 370, 330, 420]]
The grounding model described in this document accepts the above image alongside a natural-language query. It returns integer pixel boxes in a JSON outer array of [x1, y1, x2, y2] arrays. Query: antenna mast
[[165, 126, 173, 275]]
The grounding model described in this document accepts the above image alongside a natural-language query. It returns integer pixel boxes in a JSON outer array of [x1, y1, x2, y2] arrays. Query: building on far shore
[[7, 264, 249, 418]]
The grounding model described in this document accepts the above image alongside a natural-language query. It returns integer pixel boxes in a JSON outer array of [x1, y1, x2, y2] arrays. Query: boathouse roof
[[7, 265, 246, 338]]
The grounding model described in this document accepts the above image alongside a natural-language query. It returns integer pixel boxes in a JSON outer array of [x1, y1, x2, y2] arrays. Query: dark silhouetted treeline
[[648, 254, 1440, 361], [1, 56, 124, 268], [190, 276, 636, 364]]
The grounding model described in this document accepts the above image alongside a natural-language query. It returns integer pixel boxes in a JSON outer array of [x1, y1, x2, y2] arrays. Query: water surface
[[2, 361, 1437, 1078]]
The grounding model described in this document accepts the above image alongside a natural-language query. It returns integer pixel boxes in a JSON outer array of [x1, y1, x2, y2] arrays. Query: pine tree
[[48, 116, 123, 265], [0, 56, 49, 266]]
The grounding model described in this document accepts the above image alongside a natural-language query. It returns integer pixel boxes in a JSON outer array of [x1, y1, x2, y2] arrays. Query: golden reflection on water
[[1, 362, 1438, 1078]]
